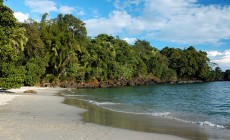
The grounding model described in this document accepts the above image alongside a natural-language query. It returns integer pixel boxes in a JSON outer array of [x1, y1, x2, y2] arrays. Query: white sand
[[0, 94, 20, 106], [0, 87, 187, 140]]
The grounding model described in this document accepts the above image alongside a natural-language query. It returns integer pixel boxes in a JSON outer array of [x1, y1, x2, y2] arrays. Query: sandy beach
[[0, 87, 187, 140]]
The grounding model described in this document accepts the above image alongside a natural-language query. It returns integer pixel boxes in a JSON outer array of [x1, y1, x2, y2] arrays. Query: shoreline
[[64, 98, 209, 140], [57, 76, 205, 89], [64, 84, 230, 140], [65, 98, 230, 140], [0, 87, 187, 140]]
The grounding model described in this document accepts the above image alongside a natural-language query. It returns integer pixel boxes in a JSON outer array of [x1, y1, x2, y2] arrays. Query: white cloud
[[85, 0, 230, 46], [139, 0, 230, 45], [207, 51, 223, 57], [14, 12, 29, 22], [123, 38, 137, 44], [212, 57, 230, 70], [59, 6, 75, 14], [76, 10, 85, 16], [25, 0, 85, 17], [208, 49, 230, 70], [25, 0, 57, 13], [114, 0, 143, 10], [224, 50, 230, 56], [85, 10, 133, 36]]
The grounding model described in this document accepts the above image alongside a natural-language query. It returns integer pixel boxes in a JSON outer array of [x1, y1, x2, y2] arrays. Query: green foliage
[[0, 44, 18, 62], [0, 2, 16, 29], [0, 2, 26, 89], [214, 67, 224, 80], [0, 1, 227, 89], [66, 63, 84, 81], [43, 74, 55, 83], [161, 46, 213, 81], [25, 57, 47, 86], [0, 1, 18, 57], [23, 22, 45, 60], [161, 68, 177, 82], [224, 70, 230, 81], [0, 63, 26, 89], [9, 27, 28, 53], [39, 13, 87, 80]]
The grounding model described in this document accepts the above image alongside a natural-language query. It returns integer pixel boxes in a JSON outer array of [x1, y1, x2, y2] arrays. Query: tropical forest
[[0, 1, 229, 89]]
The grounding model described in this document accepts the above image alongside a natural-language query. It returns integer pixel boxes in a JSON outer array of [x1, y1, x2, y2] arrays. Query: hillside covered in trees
[[0, 1, 229, 89]]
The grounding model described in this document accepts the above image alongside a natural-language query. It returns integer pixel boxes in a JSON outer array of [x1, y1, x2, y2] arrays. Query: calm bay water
[[64, 82, 230, 140]]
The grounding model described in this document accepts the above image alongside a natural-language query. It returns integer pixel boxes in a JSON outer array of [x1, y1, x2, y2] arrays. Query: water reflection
[[64, 98, 208, 140]]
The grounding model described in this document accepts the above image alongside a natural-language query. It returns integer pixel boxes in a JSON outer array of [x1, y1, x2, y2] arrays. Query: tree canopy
[[0, 2, 229, 89]]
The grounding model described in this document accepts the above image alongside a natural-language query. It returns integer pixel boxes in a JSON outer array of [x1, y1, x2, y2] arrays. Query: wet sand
[[0, 87, 187, 140], [65, 98, 210, 140]]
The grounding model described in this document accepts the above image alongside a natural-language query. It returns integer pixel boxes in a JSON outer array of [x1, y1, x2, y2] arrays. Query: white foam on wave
[[149, 112, 227, 129], [151, 112, 171, 117], [97, 107, 154, 116], [88, 100, 120, 106], [198, 121, 225, 128], [66, 94, 88, 97], [97, 102, 120, 105], [67, 96, 227, 129], [163, 115, 196, 124], [150, 112, 197, 124]]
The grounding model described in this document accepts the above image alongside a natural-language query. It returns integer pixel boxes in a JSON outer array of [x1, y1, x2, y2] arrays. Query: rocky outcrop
[[59, 77, 162, 89], [45, 77, 204, 89]]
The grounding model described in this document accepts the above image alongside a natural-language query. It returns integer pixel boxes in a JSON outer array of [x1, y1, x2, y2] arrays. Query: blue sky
[[5, 0, 230, 70]]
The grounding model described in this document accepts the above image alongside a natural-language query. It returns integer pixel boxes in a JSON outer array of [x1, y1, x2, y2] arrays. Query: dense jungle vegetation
[[0, 1, 229, 89]]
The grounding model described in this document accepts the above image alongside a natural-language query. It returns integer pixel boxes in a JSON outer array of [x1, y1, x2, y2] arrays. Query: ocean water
[[65, 81, 230, 139]]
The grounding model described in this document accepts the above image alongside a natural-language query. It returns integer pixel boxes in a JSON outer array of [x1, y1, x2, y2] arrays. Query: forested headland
[[0, 1, 229, 89]]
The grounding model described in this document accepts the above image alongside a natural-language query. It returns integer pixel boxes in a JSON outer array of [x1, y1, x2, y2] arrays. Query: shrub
[[0, 63, 26, 89], [24, 57, 47, 86], [161, 68, 177, 82]]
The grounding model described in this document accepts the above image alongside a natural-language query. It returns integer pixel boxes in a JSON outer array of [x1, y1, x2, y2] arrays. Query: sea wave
[[151, 112, 171, 117], [197, 121, 225, 128], [87, 100, 121, 106], [65, 94, 88, 97], [158, 115, 226, 129], [67, 96, 227, 129]]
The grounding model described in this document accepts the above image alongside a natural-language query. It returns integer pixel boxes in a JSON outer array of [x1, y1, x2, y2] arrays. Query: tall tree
[[23, 21, 46, 59], [9, 27, 28, 53], [0, 1, 26, 89], [224, 70, 230, 81], [0, 0, 17, 45], [214, 67, 223, 80], [40, 13, 89, 83]]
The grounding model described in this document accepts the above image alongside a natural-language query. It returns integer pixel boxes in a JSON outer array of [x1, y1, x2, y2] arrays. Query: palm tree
[[9, 27, 28, 53]]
